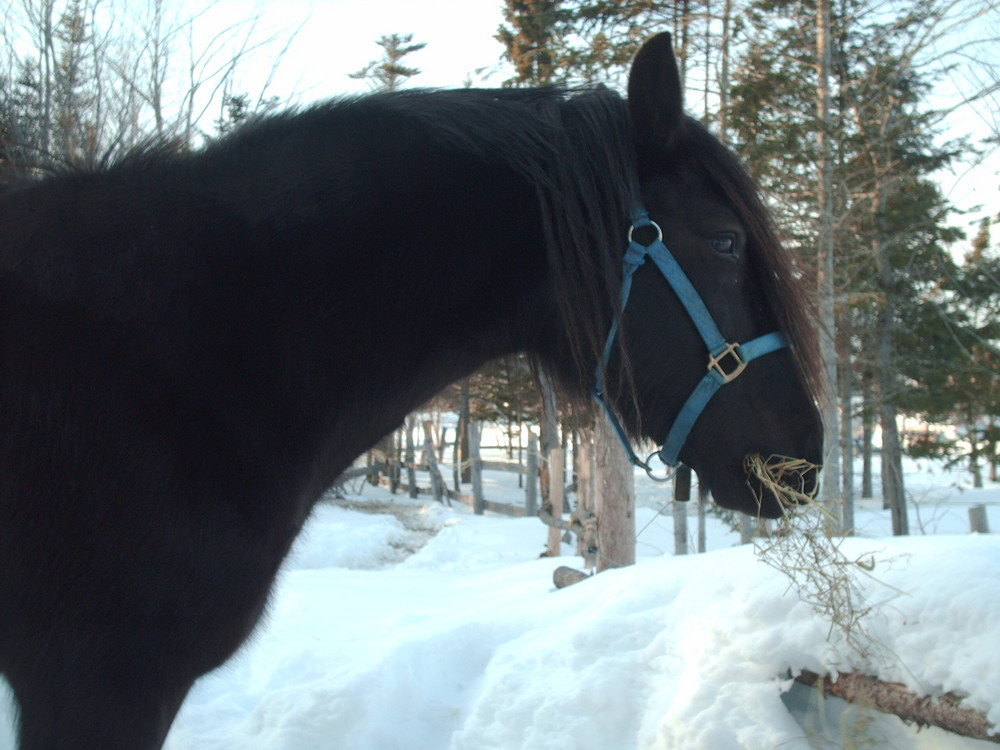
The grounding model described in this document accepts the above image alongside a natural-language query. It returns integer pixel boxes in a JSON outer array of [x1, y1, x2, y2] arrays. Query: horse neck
[[201, 129, 556, 481]]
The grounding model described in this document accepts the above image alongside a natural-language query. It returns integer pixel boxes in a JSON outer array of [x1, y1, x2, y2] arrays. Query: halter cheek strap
[[593, 207, 788, 480]]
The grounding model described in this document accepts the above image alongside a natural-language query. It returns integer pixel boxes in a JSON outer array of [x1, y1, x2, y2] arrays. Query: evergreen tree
[[903, 217, 1000, 485], [728, 0, 974, 534], [349, 34, 427, 91], [496, 1, 569, 86]]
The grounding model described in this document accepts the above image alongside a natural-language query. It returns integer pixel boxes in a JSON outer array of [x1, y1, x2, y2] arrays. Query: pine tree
[[349, 34, 427, 92], [496, 1, 568, 86], [728, 0, 974, 535]]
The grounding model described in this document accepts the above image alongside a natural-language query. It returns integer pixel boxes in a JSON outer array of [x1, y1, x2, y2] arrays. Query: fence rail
[[333, 427, 540, 518]]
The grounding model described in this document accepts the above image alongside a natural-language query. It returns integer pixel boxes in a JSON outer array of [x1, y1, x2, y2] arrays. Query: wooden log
[[538, 500, 583, 534], [333, 463, 387, 485], [553, 566, 590, 589], [480, 460, 526, 473], [546, 449, 565, 556], [969, 504, 990, 534], [795, 670, 1000, 744], [449, 489, 525, 517]]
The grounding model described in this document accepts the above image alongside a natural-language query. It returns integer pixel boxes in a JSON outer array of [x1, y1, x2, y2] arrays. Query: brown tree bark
[[796, 670, 999, 743]]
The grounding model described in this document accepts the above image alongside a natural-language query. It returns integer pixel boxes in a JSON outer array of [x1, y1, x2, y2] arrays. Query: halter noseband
[[593, 207, 788, 481]]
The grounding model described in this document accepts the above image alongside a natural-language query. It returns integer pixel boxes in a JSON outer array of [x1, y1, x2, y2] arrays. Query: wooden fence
[[335, 422, 539, 518]]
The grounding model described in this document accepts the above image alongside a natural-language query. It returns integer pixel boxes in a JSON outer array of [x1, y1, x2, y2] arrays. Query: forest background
[[1, 0, 998, 538]]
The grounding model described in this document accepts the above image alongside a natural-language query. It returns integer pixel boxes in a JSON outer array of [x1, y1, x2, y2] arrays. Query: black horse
[[0, 34, 821, 749]]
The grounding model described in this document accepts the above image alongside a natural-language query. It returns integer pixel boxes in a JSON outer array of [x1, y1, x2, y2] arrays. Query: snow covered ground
[[0, 453, 997, 749]]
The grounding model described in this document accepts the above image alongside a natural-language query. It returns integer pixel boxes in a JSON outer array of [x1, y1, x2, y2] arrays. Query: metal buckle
[[707, 342, 746, 384]]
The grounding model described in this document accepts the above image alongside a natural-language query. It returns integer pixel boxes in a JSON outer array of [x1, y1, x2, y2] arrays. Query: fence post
[[525, 433, 539, 516], [969, 504, 990, 534], [388, 429, 400, 494], [594, 411, 635, 571], [422, 420, 445, 505], [546, 448, 565, 556], [697, 483, 707, 553], [470, 422, 484, 515], [405, 416, 418, 499], [673, 465, 691, 555]]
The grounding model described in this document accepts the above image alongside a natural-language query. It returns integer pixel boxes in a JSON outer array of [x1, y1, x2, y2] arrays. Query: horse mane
[[677, 118, 823, 402], [319, 87, 642, 395]]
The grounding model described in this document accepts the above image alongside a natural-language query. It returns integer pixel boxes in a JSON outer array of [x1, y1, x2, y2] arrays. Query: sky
[[192, 0, 512, 102], [187, 0, 997, 236]]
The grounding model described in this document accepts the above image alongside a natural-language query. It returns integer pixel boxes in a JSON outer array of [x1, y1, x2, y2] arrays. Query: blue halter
[[593, 207, 788, 480]]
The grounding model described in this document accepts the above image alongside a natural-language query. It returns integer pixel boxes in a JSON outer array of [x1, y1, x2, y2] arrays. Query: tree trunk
[[594, 410, 635, 572], [717, 0, 733, 142], [546, 448, 565, 556], [537, 367, 559, 502], [574, 426, 596, 568], [796, 670, 1000, 744], [873, 189, 908, 535], [815, 0, 843, 525], [838, 310, 855, 534], [459, 378, 471, 483], [861, 370, 875, 499]]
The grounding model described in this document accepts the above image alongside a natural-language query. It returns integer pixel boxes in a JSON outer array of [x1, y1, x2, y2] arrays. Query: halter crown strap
[[594, 206, 789, 475]]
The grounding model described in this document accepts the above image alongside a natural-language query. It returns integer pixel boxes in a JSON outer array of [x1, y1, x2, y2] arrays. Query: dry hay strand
[[745, 454, 819, 509], [745, 455, 901, 661]]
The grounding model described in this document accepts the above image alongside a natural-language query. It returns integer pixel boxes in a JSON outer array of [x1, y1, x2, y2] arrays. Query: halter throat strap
[[594, 207, 788, 476]]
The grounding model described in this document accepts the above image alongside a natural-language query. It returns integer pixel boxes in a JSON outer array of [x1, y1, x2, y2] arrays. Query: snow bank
[[1, 464, 997, 750], [160, 499, 1000, 750]]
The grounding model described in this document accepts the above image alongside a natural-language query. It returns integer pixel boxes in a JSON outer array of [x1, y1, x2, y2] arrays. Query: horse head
[[607, 33, 824, 517]]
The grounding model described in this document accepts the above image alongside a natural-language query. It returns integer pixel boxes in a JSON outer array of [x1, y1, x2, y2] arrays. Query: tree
[[349, 34, 426, 91], [0, 0, 297, 171], [901, 217, 1000, 486], [496, 1, 568, 87], [728, 0, 984, 535]]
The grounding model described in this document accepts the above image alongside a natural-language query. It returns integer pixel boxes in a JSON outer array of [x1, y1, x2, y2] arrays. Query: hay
[[744, 453, 820, 510], [745, 454, 900, 661]]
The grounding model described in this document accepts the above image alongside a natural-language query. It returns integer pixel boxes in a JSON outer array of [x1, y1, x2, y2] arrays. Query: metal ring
[[628, 220, 663, 244], [641, 451, 675, 483]]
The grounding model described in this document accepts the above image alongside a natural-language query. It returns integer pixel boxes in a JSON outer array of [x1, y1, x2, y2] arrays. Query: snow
[[1, 454, 998, 749]]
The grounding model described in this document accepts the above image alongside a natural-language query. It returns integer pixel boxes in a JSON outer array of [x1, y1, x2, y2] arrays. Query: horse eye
[[710, 233, 737, 256]]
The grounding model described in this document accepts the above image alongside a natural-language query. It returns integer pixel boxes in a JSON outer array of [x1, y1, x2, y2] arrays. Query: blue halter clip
[[593, 207, 789, 481]]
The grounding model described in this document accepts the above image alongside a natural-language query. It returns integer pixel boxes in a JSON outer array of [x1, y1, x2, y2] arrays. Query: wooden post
[[452, 424, 460, 492], [594, 411, 635, 572], [470, 422, 484, 515], [405, 416, 418, 499], [575, 428, 596, 567], [697, 482, 707, 553], [546, 449, 565, 556], [969, 504, 990, 534], [459, 380, 472, 484], [422, 420, 444, 505], [525, 433, 539, 516], [673, 465, 691, 555], [388, 429, 400, 494]]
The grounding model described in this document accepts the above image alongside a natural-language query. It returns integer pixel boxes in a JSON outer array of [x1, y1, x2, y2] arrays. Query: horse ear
[[628, 33, 684, 165]]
